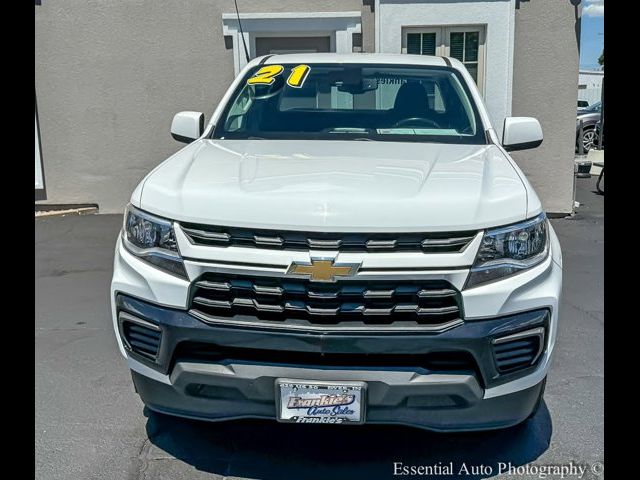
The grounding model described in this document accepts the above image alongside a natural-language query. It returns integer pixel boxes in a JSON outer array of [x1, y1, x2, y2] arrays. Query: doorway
[[255, 36, 331, 56]]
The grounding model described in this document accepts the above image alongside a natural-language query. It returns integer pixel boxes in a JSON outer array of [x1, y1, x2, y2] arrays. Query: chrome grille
[[180, 223, 477, 253], [189, 273, 463, 330]]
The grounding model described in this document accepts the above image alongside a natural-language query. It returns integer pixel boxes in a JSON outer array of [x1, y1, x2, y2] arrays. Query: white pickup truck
[[111, 53, 562, 431]]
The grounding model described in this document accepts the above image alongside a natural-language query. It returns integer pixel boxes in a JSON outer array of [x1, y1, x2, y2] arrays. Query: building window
[[449, 30, 479, 83], [402, 25, 486, 94], [407, 32, 437, 55]]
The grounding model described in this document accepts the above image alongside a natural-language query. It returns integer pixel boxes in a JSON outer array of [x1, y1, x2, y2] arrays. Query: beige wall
[[36, 0, 579, 215], [35, 0, 367, 213], [511, 0, 581, 214]]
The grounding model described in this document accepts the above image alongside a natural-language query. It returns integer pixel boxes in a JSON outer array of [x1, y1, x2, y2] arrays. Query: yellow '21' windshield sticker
[[246, 65, 284, 85], [247, 65, 311, 88], [286, 65, 310, 88]]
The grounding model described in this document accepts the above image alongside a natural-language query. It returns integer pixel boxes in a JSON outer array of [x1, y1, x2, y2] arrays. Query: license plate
[[276, 379, 366, 425]]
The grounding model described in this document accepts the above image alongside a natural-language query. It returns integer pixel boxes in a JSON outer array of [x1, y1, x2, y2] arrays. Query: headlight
[[122, 205, 187, 278], [465, 213, 549, 288]]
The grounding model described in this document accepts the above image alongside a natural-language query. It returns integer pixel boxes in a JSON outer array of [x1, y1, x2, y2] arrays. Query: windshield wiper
[[324, 128, 373, 134]]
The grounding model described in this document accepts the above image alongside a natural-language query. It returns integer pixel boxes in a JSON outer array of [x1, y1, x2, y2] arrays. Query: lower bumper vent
[[120, 313, 162, 361], [492, 327, 545, 374]]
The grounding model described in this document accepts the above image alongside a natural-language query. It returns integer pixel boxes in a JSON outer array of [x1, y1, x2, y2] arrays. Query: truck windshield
[[212, 63, 486, 144]]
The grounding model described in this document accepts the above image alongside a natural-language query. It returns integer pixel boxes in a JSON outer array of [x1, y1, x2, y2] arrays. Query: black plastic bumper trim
[[115, 294, 549, 390]]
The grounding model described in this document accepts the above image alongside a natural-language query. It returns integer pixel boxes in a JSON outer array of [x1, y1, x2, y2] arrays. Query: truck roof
[[259, 52, 459, 69]]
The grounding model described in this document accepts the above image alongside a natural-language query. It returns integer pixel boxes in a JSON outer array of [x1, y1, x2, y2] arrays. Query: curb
[[35, 207, 99, 218]]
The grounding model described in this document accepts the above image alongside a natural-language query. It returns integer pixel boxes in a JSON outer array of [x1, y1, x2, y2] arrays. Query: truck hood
[[138, 139, 528, 232]]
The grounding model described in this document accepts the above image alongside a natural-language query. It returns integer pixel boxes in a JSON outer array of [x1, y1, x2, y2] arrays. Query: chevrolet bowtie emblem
[[287, 258, 361, 282]]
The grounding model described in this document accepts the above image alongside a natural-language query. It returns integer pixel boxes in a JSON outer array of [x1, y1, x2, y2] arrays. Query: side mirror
[[171, 111, 205, 144], [502, 117, 543, 151]]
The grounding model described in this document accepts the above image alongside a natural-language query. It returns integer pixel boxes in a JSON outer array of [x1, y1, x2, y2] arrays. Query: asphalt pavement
[[35, 176, 604, 480]]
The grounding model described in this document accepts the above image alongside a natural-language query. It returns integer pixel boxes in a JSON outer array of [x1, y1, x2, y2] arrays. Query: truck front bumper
[[111, 224, 562, 431], [116, 292, 552, 432]]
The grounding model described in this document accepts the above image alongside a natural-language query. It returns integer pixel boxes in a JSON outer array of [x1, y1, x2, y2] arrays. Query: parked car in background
[[577, 100, 589, 110], [576, 101, 601, 153]]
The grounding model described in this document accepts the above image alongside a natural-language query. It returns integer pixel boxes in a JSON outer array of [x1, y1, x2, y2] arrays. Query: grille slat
[[253, 285, 284, 296], [365, 239, 398, 250], [307, 238, 343, 249], [364, 289, 395, 298], [180, 223, 477, 253], [308, 290, 339, 299], [196, 280, 232, 292], [418, 288, 457, 298], [127, 331, 161, 346], [421, 237, 474, 247], [495, 355, 537, 369], [193, 297, 232, 308], [190, 273, 462, 329], [253, 235, 284, 247], [494, 339, 535, 352], [181, 227, 231, 243], [495, 347, 536, 358], [129, 341, 158, 354]]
